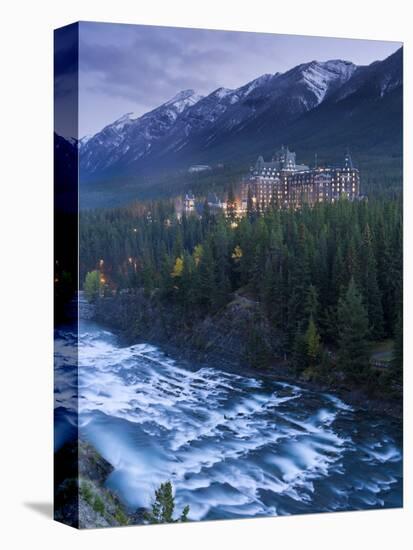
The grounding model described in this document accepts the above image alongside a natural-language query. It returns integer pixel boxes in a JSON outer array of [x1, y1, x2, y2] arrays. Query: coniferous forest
[[80, 191, 402, 398]]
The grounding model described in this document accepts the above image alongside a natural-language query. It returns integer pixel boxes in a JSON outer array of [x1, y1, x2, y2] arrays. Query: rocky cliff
[[94, 290, 281, 369], [54, 440, 131, 529]]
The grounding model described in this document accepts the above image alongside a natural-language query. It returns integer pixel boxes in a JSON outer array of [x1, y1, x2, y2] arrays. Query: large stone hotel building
[[241, 146, 360, 211], [182, 146, 361, 217]]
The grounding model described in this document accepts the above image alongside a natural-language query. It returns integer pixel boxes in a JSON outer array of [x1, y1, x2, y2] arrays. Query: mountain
[[54, 132, 77, 190], [332, 47, 402, 102], [80, 89, 202, 175], [78, 48, 402, 201], [54, 132, 79, 215], [276, 48, 403, 164]]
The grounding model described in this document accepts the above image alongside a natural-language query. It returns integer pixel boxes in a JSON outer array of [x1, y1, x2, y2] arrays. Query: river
[[54, 318, 403, 522]]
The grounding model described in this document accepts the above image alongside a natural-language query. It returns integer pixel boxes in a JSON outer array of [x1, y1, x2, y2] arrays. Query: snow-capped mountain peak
[[213, 87, 234, 99], [241, 73, 273, 96], [298, 60, 357, 103], [163, 89, 203, 112], [111, 112, 140, 132], [79, 135, 93, 146]]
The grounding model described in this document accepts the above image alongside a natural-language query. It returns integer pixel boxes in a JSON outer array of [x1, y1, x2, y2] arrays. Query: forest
[[80, 192, 403, 393]]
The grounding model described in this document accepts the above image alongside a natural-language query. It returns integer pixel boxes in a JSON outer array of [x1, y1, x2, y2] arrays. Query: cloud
[[79, 25, 238, 111]]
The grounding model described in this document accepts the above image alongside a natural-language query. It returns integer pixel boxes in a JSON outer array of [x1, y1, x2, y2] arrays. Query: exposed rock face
[[78, 442, 112, 483], [54, 440, 130, 529], [183, 295, 277, 365], [94, 290, 280, 367]]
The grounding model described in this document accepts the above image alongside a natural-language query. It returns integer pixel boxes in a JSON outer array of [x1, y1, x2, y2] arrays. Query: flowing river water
[[54, 318, 402, 521]]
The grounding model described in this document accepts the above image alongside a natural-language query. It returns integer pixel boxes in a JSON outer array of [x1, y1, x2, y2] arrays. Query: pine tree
[[305, 316, 321, 366], [84, 270, 101, 302], [145, 481, 174, 524], [197, 240, 215, 311], [288, 223, 311, 329], [286, 287, 301, 343], [337, 278, 370, 380], [305, 285, 319, 324], [180, 505, 190, 522], [245, 316, 272, 369], [212, 220, 231, 309], [144, 481, 190, 524], [332, 244, 346, 299], [180, 251, 196, 309], [359, 224, 384, 339], [345, 237, 360, 286], [261, 255, 276, 311]]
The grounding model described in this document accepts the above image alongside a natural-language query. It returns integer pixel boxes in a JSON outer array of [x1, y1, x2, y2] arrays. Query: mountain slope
[[80, 89, 203, 175], [78, 48, 402, 202], [80, 59, 358, 180], [333, 47, 403, 102]]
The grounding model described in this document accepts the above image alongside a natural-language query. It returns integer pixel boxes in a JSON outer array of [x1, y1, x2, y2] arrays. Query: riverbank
[[91, 290, 402, 420], [54, 440, 135, 528]]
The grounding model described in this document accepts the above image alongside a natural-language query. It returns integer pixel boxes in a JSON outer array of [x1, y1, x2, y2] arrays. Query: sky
[[67, 22, 401, 138]]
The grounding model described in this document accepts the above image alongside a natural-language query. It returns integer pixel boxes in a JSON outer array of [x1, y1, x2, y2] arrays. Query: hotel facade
[[241, 146, 361, 212], [182, 147, 361, 217]]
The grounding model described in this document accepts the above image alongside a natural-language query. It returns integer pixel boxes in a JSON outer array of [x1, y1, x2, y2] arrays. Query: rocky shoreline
[[55, 440, 148, 529], [90, 290, 402, 420]]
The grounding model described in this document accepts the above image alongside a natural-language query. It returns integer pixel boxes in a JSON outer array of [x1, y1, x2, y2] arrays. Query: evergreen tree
[[337, 279, 370, 380], [288, 223, 311, 329], [197, 240, 215, 311], [180, 251, 196, 309], [144, 481, 190, 524], [359, 224, 384, 339], [332, 244, 346, 299], [305, 285, 320, 324], [245, 316, 272, 369], [84, 270, 101, 302], [305, 316, 321, 366], [212, 220, 231, 309]]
